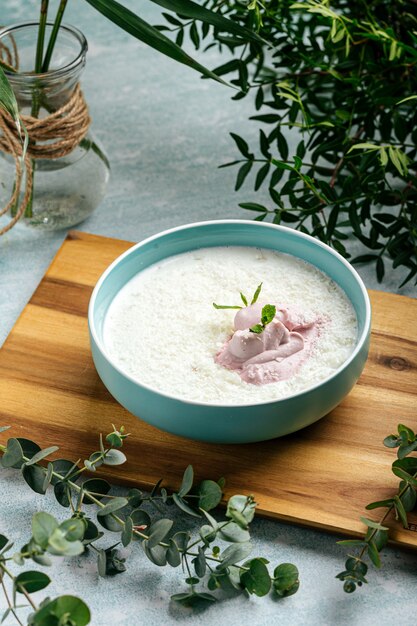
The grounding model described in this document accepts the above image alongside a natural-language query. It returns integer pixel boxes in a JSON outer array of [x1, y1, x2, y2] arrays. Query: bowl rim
[[88, 219, 371, 408]]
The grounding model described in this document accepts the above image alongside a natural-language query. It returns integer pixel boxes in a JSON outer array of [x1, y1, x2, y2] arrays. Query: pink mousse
[[215, 302, 320, 385]]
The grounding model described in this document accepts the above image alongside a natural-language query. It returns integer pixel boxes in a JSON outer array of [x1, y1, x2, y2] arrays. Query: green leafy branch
[[0, 425, 299, 624], [176, 0, 417, 287], [336, 423, 417, 593]]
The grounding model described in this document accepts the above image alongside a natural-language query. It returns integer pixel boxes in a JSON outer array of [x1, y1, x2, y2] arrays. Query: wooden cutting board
[[1, 231, 417, 549]]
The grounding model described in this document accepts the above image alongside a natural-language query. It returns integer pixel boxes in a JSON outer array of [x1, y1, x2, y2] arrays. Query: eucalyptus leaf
[[166, 538, 182, 567], [122, 516, 133, 547], [102, 449, 127, 466], [22, 464, 47, 494], [178, 465, 194, 497], [47, 528, 84, 557], [142, 540, 167, 566], [25, 446, 59, 466], [240, 558, 271, 596], [29, 595, 90, 626], [53, 481, 71, 508], [60, 518, 85, 542], [172, 492, 200, 518], [273, 563, 300, 597], [130, 508, 151, 528], [14, 571, 50, 595], [219, 521, 250, 543], [226, 495, 256, 528], [193, 546, 207, 577], [82, 478, 111, 504], [148, 518, 173, 548], [218, 542, 252, 569], [97, 497, 128, 516], [32, 512, 59, 549], [1, 438, 24, 468], [198, 480, 222, 511]]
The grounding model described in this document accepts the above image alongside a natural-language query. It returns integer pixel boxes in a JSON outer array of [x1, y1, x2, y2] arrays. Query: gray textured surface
[[1, 1, 416, 624]]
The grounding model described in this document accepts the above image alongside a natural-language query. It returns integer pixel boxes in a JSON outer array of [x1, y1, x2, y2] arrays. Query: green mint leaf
[[249, 324, 264, 334], [261, 304, 276, 325], [251, 282, 263, 304], [240, 292, 248, 306], [213, 303, 242, 310]]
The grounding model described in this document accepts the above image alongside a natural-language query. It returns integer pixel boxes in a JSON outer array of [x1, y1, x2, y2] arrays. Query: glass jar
[[0, 22, 109, 230]]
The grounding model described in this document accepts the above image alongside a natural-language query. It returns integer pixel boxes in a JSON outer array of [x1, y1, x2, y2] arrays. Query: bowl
[[88, 220, 371, 444]]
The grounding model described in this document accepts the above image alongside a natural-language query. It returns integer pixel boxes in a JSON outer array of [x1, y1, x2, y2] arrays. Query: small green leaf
[[219, 542, 252, 569], [14, 571, 50, 595], [219, 521, 250, 543], [392, 466, 417, 488], [230, 132, 251, 158], [365, 499, 394, 510], [97, 548, 107, 577], [0, 535, 9, 552], [273, 563, 300, 597], [261, 304, 276, 325], [166, 538, 182, 567], [29, 596, 90, 626], [172, 493, 200, 518], [360, 516, 389, 531], [54, 481, 71, 508], [25, 446, 59, 466], [393, 495, 409, 528], [212, 303, 242, 310], [82, 478, 111, 504], [47, 528, 84, 557], [383, 435, 400, 448], [131, 508, 151, 528], [198, 480, 222, 511], [251, 283, 263, 304], [171, 591, 216, 607], [42, 462, 54, 492], [121, 516, 133, 547], [366, 541, 381, 568], [97, 497, 128, 516], [147, 518, 173, 548], [240, 292, 248, 306], [59, 518, 85, 542], [142, 540, 167, 566], [235, 160, 253, 191], [226, 495, 256, 527], [22, 464, 47, 494], [193, 547, 207, 577], [1, 439, 24, 468], [240, 558, 271, 596], [178, 465, 194, 497], [102, 449, 126, 466]]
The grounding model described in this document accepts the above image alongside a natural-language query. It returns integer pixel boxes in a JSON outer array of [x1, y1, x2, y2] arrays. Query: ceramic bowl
[[88, 220, 371, 444]]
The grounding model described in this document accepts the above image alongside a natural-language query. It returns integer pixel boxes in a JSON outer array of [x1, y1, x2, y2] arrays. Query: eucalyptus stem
[[41, 0, 69, 73], [0, 576, 24, 626]]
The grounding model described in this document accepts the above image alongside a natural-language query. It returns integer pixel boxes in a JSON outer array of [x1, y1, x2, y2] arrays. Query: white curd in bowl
[[103, 246, 357, 405]]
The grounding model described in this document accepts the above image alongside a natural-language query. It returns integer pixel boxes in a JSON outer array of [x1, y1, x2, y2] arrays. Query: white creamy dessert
[[103, 246, 357, 405]]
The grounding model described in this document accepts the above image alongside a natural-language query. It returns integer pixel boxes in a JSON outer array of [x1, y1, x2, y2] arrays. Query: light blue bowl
[[88, 220, 371, 444]]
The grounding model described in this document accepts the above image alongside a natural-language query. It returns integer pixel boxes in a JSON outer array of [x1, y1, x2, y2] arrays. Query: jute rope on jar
[[0, 84, 91, 235]]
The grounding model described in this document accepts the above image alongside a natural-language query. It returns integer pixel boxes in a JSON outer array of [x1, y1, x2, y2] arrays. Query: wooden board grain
[[1, 231, 417, 548]]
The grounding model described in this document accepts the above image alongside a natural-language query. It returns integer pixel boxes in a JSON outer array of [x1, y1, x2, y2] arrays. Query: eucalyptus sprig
[[0, 425, 299, 624], [336, 423, 417, 593]]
